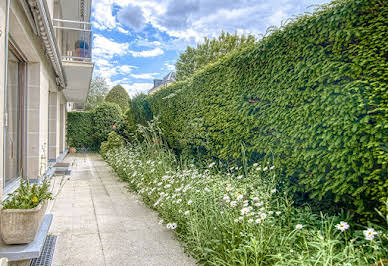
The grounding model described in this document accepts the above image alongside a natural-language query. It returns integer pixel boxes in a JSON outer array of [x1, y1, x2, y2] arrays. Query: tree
[[175, 31, 257, 81], [85, 76, 109, 111], [105, 85, 130, 112]]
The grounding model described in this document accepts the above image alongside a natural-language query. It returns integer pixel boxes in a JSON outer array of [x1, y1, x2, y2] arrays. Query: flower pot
[[69, 147, 76, 153], [0, 202, 47, 244]]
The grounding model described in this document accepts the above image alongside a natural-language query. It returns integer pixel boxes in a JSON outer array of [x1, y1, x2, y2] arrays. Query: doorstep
[[0, 214, 53, 265]]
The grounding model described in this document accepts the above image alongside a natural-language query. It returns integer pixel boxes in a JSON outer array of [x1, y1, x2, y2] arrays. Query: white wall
[[0, 0, 68, 198]]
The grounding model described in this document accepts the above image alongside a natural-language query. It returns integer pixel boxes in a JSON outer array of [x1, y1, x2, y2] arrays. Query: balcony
[[53, 16, 94, 106], [53, 19, 92, 62]]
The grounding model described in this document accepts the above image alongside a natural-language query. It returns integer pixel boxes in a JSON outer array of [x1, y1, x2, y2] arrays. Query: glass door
[[4, 48, 25, 188]]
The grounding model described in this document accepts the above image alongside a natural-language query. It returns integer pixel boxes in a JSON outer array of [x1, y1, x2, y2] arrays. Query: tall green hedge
[[147, 0, 387, 218], [66, 112, 95, 150], [91, 102, 123, 147], [67, 102, 123, 151]]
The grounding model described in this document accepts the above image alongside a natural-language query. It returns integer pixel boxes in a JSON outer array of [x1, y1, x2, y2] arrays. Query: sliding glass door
[[4, 48, 25, 188]]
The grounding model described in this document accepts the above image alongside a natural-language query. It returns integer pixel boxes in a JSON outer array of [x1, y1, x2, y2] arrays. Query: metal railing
[[53, 19, 92, 62]]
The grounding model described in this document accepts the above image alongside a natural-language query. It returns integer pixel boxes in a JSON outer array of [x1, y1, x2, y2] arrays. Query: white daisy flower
[[335, 221, 350, 232], [295, 224, 303, 230], [241, 207, 251, 216], [230, 201, 237, 208], [363, 228, 378, 241]]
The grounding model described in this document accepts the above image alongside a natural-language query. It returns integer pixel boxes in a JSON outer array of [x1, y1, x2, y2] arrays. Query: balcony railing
[[53, 19, 92, 62]]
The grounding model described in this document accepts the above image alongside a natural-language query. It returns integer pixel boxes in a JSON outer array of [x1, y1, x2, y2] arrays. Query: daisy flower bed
[[103, 143, 387, 265]]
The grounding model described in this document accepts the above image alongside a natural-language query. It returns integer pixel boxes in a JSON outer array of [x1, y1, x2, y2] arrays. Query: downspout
[[2, 0, 11, 193]]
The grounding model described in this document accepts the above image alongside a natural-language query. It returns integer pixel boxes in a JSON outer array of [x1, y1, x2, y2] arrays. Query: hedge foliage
[[66, 112, 95, 150], [105, 85, 130, 112], [147, 0, 388, 218], [100, 131, 125, 158], [67, 102, 122, 150], [91, 102, 123, 147], [129, 93, 153, 126]]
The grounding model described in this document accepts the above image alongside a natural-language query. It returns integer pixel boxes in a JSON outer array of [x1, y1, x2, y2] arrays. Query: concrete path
[[49, 153, 196, 266]]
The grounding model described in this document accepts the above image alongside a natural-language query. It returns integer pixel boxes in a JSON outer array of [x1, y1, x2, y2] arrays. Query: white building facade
[[0, 0, 93, 199]]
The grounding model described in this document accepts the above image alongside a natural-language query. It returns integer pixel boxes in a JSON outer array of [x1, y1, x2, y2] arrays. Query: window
[[4, 44, 26, 189]]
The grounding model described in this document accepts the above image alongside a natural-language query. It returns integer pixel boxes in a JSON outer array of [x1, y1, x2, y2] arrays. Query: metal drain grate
[[30, 235, 57, 266]]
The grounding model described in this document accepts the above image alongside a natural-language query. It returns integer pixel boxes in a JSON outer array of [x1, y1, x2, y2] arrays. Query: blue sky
[[91, 0, 331, 97]]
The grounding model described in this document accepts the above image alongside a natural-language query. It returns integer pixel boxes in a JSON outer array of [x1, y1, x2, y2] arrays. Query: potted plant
[[0, 179, 52, 244]]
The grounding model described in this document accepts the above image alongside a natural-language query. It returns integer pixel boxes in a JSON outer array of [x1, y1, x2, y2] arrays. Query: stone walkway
[[49, 153, 196, 266]]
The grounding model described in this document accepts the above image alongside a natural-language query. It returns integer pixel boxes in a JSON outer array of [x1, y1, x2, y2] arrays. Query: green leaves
[[141, 0, 387, 219], [2, 179, 52, 209], [105, 85, 130, 113]]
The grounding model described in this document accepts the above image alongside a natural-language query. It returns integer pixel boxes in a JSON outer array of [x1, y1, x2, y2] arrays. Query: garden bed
[[103, 141, 387, 265]]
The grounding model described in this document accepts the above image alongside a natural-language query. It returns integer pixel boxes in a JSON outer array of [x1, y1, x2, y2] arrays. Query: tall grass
[[103, 121, 387, 265]]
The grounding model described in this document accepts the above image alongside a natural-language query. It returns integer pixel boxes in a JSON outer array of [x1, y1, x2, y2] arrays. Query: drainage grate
[[30, 235, 57, 266]]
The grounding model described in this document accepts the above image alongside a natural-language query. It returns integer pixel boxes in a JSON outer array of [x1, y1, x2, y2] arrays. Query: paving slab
[[49, 153, 197, 266]]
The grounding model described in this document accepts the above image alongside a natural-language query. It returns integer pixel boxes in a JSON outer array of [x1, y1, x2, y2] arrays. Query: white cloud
[[129, 47, 164, 57], [117, 26, 130, 34], [92, 1, 116, 30], [164, 63, 176, 71], [93, 34, 129, 60], [118, 65, 137, 74], [122, 83, 154, 97], [131, 73, 160, 79]]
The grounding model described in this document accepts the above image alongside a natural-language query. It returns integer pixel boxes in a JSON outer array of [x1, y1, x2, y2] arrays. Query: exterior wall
[[0, 0, 69, 199], [48, 91, 62, 160], [0, 0, 7, 200], [26, 63, 41, 178]]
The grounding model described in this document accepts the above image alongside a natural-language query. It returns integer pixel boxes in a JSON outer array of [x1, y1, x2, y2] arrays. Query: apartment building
[[0, 0, 93, 200], [148, 71, 176, 95]]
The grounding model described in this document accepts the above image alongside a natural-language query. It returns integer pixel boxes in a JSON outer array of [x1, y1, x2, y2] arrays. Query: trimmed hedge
[[66, 112, 95, 150], [105, 85, 130, 112], [91, 102, 123, 147], [147, 0, 388, 218], [67, 102, 122, 151]]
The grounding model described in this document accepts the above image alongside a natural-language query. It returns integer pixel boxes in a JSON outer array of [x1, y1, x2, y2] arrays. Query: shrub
[[105, 85, 130, 112], [66, 111, 95, 150], [91, 102, 122, 148], [100, 131, 125, 158], [147, 0, 388, 218], [130, 93, 153, 126]]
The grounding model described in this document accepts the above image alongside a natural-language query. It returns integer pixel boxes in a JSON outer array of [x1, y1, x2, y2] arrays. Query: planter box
[[0, 202, 47, 244]]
